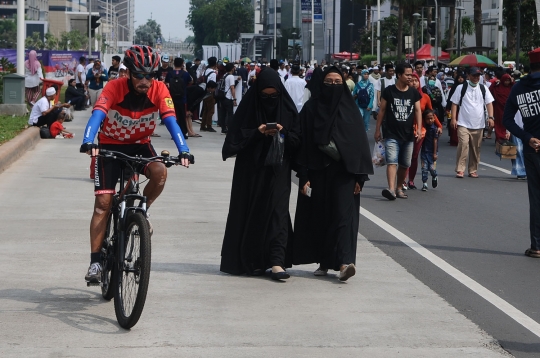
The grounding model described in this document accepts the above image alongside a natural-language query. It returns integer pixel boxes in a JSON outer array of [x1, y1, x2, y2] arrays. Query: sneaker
[[338, 264, 356, 282], [402, 182, 408, 191], [432, 176, 438, 188], [206, 127, 217, 133], [314, 267, 328, 276], [422, 183, 428, 191], [85, 262, 102, 283], [408, 181, 417, 190]]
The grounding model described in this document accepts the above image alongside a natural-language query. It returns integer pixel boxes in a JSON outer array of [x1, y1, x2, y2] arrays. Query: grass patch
[[0, 115, 29, 145]]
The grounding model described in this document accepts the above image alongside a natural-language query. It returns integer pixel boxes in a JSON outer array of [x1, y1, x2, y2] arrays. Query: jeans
[[524, 153, 540, 250], [359, 107, 371, 131], [173, 99, 187, 137], [385, 138, 414, 168], [421, 151, 437, 183]]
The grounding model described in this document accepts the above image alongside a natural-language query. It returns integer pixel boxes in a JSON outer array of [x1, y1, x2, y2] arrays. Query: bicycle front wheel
[[114, 212, 151, 329], [101, 212, 116, 300]]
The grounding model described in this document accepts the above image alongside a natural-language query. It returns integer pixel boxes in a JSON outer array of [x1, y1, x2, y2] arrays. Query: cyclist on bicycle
[[80, 45, 192, 283]]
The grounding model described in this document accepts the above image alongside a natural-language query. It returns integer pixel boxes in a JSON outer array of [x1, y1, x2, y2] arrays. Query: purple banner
[[0, 49, 100, 85]]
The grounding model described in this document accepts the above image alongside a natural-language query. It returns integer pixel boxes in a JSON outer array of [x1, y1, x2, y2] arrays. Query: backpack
[[215, 73, 230, 101], [357, 84, 371, 108], [197, 69, 214, 89], [169, 70, 186, 99], [458, 81, 486, 106]]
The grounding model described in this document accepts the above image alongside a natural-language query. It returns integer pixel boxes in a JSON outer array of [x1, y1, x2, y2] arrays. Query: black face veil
[[222, 68, 298, 160]]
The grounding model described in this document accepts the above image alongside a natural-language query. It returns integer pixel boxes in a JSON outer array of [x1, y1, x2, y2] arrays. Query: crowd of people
[[21, 43, 539, 281]]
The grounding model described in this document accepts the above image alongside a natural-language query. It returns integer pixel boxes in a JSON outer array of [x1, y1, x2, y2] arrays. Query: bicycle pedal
[[86, 282, 101, 287]]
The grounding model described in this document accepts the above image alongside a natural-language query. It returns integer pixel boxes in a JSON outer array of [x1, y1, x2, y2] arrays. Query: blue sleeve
[[86, 69, 94, 80], [82, 110, 106, 144], [163, 116, 190, 153]]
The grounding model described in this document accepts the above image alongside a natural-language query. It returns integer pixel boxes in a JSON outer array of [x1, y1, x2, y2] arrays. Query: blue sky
[[134, 0, 193, 41]]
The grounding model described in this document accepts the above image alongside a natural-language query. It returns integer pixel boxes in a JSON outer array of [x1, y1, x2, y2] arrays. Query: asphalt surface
[[0, 107, 519, 357], [360, 123, 540, 358]]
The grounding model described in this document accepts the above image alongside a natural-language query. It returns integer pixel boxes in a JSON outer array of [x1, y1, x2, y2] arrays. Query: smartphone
[[306, 186, 312, 197], [266, 122, 277, 130]]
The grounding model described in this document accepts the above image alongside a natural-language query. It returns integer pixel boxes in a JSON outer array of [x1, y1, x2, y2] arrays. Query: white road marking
[[479, 161, 512, 175], [361, 207, 540, 338]]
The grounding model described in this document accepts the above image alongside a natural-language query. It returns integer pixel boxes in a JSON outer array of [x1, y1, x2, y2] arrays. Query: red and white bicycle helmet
[[123, 45, 160, 73]]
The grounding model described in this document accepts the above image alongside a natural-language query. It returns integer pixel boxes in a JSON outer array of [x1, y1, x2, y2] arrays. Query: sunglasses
[[132, 72, 154, 80], [260, 92, 279, 99]]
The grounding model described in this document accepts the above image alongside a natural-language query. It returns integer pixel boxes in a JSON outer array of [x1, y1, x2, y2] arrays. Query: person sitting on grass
[[49, 111, 74, 139]]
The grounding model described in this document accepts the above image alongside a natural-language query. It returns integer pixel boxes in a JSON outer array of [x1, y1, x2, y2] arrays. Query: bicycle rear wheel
[[113, 212, 151, 329], [101, 212, 116, 300]]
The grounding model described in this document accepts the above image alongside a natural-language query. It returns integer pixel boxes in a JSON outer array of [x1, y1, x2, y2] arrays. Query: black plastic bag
[[265, 133, 285, 166]]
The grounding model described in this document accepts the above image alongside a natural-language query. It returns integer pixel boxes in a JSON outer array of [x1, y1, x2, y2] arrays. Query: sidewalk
[[0, 108, 512, 357]]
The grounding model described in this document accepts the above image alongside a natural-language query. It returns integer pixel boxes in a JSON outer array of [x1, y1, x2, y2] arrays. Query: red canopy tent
[[406, 44, 450, 61], [332, 52, 360, 60]]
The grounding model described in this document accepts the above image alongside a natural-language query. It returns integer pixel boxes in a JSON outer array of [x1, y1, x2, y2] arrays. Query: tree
[[279, 27, 301, 60], [45, 33, 59, 50], [503, 0, 540, 57], [25, 32, 44, 50], [460, 17, 474, 47], [447, 7, 455, 54], [0, 19, 17, 49], [134, 19, 163, 46], [187, 0, 253, 54], [473, 0, 482, 47]]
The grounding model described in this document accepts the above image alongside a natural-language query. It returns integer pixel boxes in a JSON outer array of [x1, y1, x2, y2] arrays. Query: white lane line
[[479, 161, 512, 175], [361, 207, 540, 339]]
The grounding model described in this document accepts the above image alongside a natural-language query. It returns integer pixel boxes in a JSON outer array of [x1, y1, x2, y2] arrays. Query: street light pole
[[413, 13, 420, 64], [349, 23, 354, 62], [516, 0, 522, 67], [497, 0, 503, 65], [456, 5, 464, 58], [292, 32, 297, 61], [434, 0, 438, 67], [377, 0, 381, 65], [88, 0, 92, 56]]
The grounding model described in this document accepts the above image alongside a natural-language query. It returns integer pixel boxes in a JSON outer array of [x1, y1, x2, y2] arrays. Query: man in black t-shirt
[[375, 63, 422, 200], [155, 54, 173, 82], [108, 55, 121, 80]]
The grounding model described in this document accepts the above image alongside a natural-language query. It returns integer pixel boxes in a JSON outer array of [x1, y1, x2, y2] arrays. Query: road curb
[[0, 126, 40, 174]]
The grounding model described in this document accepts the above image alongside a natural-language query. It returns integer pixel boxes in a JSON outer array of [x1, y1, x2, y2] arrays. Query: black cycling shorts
[[94, 143, 157, 195]]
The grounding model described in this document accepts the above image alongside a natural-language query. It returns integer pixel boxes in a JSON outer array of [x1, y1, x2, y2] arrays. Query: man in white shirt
[[247, 63, 257, 88], [221, 62, 237, 134], [284, 64, 306, 113], [75, 56, 86, 90], [450, 67, 495, 178], [277, 61, 288, 80], [374, 63, 396, 111], [28, 87, 70, 127]]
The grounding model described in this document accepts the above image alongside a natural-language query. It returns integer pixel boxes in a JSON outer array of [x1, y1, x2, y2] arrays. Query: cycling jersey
[[82, 77, 189, 153]]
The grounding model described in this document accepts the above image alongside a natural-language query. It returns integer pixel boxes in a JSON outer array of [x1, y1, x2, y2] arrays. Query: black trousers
[[524, 153, 540, 250], [221, 98, 234, 131], [70, 96, 86, 110], [173, 99, 187, 137], [34, 108, 62, 128]]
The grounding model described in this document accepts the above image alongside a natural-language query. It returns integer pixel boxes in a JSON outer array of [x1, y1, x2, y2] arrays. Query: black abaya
[[286, 66, 373, 271], [221, 69, 301, 275]]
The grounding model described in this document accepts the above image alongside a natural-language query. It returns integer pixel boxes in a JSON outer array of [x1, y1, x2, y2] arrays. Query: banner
[[301, 0, 322, 23], [0, 49, 100, 84]]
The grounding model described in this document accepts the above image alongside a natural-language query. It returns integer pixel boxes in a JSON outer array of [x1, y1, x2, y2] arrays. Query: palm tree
[[473, 0, 482, 47], [393, 0, 423, 61], [447, 7, 456, 54]]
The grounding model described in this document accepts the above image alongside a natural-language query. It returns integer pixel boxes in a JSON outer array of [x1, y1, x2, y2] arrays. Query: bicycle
[[87, 149, 192, 329]]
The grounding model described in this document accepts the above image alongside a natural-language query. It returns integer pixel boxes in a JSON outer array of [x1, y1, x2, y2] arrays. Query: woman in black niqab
[[221, 69, 301, 280], [286, 66, 374, 282]]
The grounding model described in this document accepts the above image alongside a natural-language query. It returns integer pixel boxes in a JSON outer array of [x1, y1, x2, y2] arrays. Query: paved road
[[360, 124, 540, 358], [0, 109, 514, 357]]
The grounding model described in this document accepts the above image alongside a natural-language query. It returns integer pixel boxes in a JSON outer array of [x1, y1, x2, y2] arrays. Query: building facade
[[0, 0, 49, 20]]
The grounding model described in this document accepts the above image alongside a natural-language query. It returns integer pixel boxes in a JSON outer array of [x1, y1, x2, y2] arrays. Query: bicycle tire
[[113, 212, 151, 329], [101, 213, 116, 300]]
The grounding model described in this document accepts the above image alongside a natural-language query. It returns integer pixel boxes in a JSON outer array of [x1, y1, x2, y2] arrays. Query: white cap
[[46, 87, 56, 96], [119, 63, 127, 71], [444, 68, 449, 73]]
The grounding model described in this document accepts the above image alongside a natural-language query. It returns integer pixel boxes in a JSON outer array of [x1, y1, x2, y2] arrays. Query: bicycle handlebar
[[98, 149, 194, 167]]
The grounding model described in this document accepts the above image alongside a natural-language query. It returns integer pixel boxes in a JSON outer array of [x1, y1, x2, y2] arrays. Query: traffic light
[[88, 15, 101, 37], [428, 21, 436, 36]]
